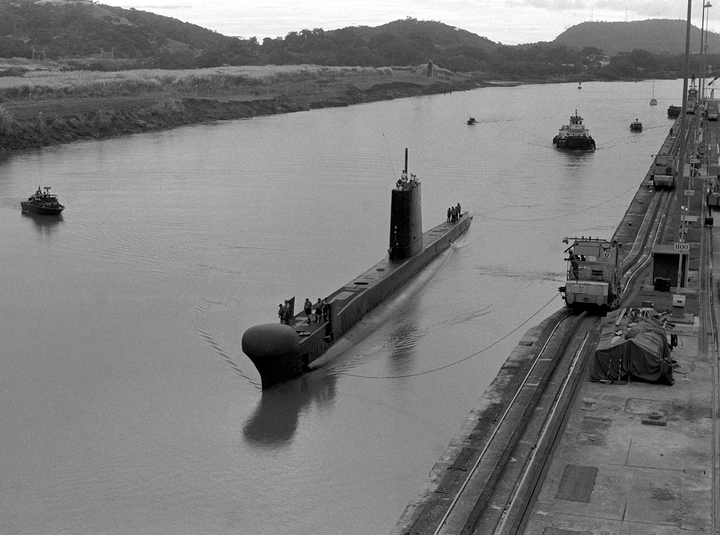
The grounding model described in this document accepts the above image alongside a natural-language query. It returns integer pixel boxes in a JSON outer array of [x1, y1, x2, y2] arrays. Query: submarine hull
[[242, 213, 472, 389]]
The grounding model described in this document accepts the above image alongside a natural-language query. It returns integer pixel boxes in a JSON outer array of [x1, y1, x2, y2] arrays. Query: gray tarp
[[590, 309, 674, 385]]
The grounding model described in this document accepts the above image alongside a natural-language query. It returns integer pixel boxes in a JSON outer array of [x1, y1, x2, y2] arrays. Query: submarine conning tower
[[389, 149, 422, 260]]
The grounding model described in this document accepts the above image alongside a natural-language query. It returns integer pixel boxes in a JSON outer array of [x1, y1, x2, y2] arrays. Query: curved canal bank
[[0, 74, 479, 151]]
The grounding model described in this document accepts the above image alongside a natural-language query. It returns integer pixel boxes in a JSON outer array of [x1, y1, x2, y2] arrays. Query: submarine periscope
[[241, 150, 472, 389]]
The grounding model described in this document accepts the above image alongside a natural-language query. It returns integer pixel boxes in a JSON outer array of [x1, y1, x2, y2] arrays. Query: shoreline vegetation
[[0, 62, 494, 151]]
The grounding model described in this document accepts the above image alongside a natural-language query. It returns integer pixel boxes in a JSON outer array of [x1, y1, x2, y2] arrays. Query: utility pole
[[676, 0, 693, 291]]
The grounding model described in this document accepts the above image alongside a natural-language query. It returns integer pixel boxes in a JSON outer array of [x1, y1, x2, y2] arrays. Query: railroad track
[[618, 187, 672, 305], [458, 313, 601, 535], [398, 311, 593, 535]]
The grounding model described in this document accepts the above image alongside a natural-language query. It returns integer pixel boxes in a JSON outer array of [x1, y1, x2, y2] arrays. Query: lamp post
[[706, 3, 712, 99], [701, 2, 712, 100], [675, 0, 692, 292]]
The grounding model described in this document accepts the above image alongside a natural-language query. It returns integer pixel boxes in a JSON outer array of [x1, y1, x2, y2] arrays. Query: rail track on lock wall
[[402, 174, 677, 535]]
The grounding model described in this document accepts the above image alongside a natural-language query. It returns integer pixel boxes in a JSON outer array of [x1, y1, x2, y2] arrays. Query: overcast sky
[[100, 0, 712, 45]]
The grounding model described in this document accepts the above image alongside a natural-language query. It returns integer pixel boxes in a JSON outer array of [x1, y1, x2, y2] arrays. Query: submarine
[[241, 150, 472, 389]]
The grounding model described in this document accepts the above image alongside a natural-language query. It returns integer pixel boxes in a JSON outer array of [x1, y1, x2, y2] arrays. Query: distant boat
[[630, 119, 643, 132], [650, 80, 657, 106], [578, 81, 582, 90], [553, 110, 596, 151], [467, 117, 477, 125], [20, 186, 64, 215], [667, 105, 681, 117]]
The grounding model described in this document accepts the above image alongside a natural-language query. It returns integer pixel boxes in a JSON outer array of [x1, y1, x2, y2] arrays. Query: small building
[[651, 244, 689, 290]]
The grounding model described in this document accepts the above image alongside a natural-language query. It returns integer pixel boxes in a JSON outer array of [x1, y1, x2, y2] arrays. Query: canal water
[[0, 79, 680, 534]]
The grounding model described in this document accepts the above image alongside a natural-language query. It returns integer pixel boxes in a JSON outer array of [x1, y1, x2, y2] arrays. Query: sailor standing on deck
[[281, 300, 291, 324], [304, 298, 313, 323]]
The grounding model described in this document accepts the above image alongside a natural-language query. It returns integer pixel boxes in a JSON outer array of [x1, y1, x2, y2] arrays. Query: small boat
[[650, 80, 657, 106], [630, 119, 643, 132], [552, 110, 596, 151], [21, 186, 64, 215], [467, 117, 477, 125], [667, 105, 682, 117]]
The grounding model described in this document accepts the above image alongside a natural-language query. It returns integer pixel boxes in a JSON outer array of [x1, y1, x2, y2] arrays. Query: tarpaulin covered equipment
[[590, 308, 674, 385]]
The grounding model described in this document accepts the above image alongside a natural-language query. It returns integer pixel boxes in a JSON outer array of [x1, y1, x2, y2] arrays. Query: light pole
[[706, 3, 712, 99], [701, 2, 712, 100], [675, 0, 692, 292]]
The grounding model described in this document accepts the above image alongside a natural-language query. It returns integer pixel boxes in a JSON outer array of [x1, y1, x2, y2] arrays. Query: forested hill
[[349, 19, 497, 51], [554, 19, 720, 56], [0, 1, 718, 79], [0, 2, 499, 69], [0, 0, 242, 67]]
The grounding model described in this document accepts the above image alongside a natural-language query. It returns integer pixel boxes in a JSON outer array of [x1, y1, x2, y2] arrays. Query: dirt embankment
[[0, 75, 480, 151]]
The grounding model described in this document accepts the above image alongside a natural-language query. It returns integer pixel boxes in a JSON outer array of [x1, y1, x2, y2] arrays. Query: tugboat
[[21, 186, 64, 215], [552, 110, 596, 150], [241, 150, 472, 389], [630, 119, 643, 132], [467, 117, 477, 125]]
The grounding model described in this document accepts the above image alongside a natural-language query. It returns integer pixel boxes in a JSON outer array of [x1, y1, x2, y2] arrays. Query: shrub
[[0, 104, 16, 135]]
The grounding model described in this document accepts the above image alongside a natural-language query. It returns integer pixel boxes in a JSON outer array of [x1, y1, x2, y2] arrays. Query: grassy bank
[[0, 63, 478, 150]]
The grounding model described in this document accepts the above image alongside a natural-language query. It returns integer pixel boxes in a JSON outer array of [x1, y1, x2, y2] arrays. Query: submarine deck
[[285, 213, 471, 338]]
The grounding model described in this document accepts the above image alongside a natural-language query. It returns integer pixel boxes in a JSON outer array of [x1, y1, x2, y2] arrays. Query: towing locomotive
[[559, 237, 621, 311], [651, 152, 676, 190]]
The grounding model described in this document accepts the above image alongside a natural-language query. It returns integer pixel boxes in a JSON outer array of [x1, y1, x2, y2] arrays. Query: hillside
[[0, 0, 246, 66], [0, 1, 719, 70], [554, 19, 720, 56]]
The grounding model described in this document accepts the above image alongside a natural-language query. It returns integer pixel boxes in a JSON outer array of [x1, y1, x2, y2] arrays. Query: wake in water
[[197, 327, 261, 387], [194, 298, 261, 388]]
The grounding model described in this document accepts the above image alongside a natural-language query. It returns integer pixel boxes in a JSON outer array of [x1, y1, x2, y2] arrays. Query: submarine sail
[[389, 149, 422, 260]]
